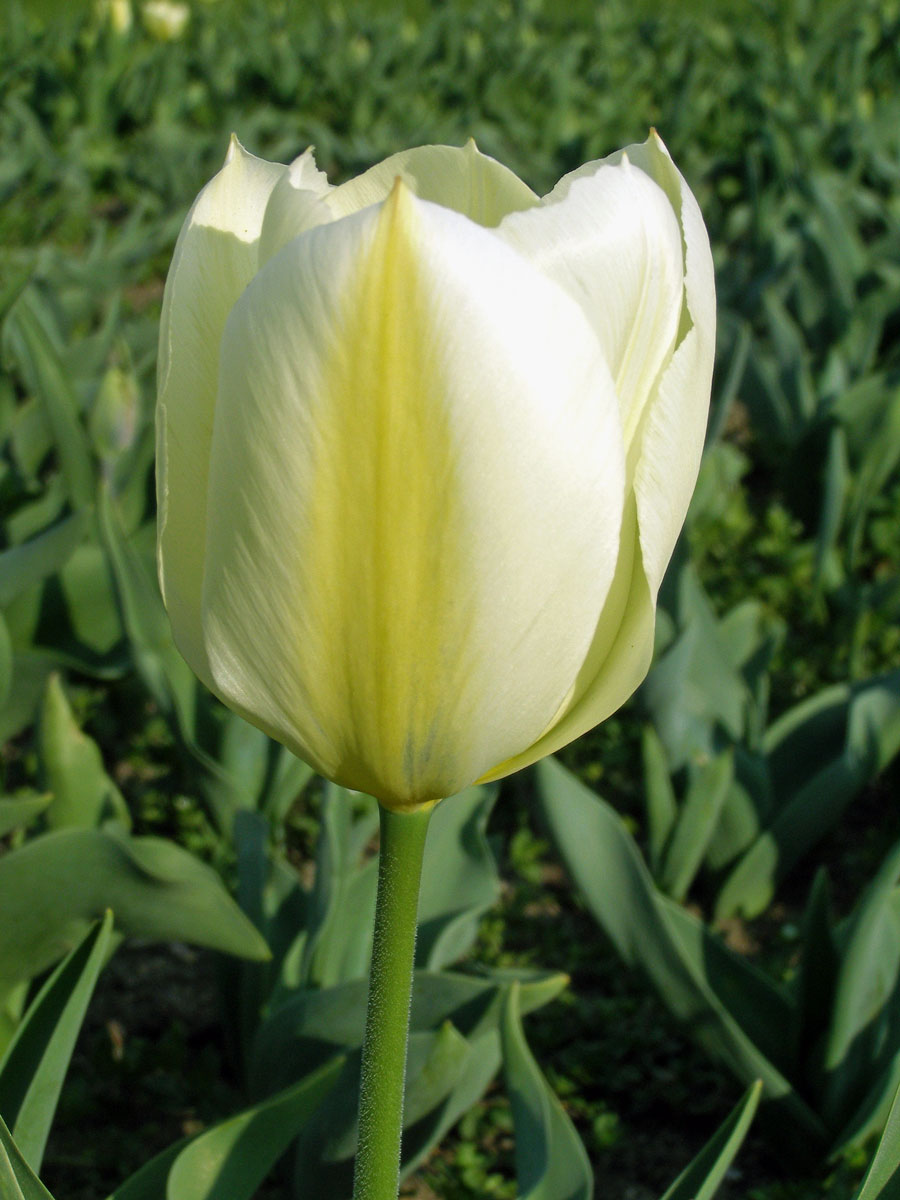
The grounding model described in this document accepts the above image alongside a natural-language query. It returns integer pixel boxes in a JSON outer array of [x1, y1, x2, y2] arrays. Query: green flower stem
[[352, 801, 434, 1200]]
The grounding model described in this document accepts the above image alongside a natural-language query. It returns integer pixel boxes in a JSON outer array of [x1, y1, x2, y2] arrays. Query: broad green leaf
[[38, 674, 130, 830], [535, 756, 826, 1155], [792, 869, 839, 1075], [661, 899, 793, 1073], [642, 724, 677, 875], [0, 1114, 55, 1200], [260, 748, 315, 827], [821, 840, 900, 1129], [660, 1081, 762, 1200], [0, 829, 269, 989], [293, 1021, 477, 1199], [659, 750, 733, 901], [58, 540, 123, 656], [105, 1057, 344, 1200], [0, 654, 55, 745], [0, 913, 113, 1172], [501, 981, 592, 1200], [417, 784, 500, 969], [251, 968, 567, 1100], [642, 570, 749, 769], [703, 747, 772, 872], [0, 512, 90, 608], [0, 793, 51, 839], [717, 670, 900, 920], [167, 1057, 345, 1200], [399, 1025, 503, 1181], [221, 812, 306, 1074], [300, 784, 379, 989], [813, 423, 849, 588], [854, 1078, 900, 1200]]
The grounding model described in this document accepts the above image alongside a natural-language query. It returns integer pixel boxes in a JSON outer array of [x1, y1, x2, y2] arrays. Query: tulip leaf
[[0, 1113, 55, 1200], [96, 486, 202, 755], [0, 828, 269, 990], [0, 612, 12, 711], [659, 1080, 762, 1200], [4, 297, 95, 511], [260, 747, 315, 827], [0, 793, 51, 840], [0, 912, 113, 1172], [277, 969, 568, 1195], [642, 571, 749, 769], [792, 869, 839, 1074], [222, 812, 308, 1071], [417, 783, 500, 969], [106, 1056, 345, 1200], [659, 750, 733, 902], [535, 756, 826, 1157], [501, 981, 593, 1200], [0, 512, 90, 608], [300, 784, 379, 989], [292, 1026, 471, 1199], [717, 670, 900, 920], [853, 1078, 900, 1200], [251, 968, 567, 1100], [57, 539, 124, 657], [400, 1025, 505, 1181], [813, 423, 849, 587], [642, 724, 678, 875], [167, 1056, 345, 1200], [38, 674, 130, 831], [821, 840, 900, 1131]]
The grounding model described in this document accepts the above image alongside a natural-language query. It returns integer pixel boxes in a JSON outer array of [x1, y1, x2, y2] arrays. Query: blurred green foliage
[[2, 0, 900, 1196]]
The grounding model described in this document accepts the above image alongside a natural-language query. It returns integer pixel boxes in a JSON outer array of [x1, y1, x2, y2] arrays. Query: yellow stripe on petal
[[302, 181, 468, 805]]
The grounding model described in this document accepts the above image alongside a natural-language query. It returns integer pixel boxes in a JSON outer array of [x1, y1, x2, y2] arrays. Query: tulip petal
[[257, 148, 334, 267], [202, 185, 624, 807], [325, 141, 538, 226], [157, 137, 286, 687], [499, 154, 684, 454], [479, 497, 656, 780], [605, 133, 716, 598]]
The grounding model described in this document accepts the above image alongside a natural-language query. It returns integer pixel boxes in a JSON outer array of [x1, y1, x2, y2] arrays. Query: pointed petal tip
[[225, 132, 243, 164], [287, 145, 319, 180], [648, 128, 672, 157]]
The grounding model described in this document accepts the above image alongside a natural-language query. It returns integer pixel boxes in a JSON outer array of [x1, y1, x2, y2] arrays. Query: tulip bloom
[[157, 135, 715, 810]]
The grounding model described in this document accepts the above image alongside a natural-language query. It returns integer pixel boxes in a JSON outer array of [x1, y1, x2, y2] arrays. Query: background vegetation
[[1, 0, 899, 1196]]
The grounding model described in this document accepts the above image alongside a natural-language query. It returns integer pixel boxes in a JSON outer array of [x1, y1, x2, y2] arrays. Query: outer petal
[[201, 184, 624, 808], [325, 141, 539, 226], [498, 155, 684, 453], [605, 132, 716, 599], [483, 135, 715, 773], [157, 136, 286, 687], [479, 497, 656, 780]]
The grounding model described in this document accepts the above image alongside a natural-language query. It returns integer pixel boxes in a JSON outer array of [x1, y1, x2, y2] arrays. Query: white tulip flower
[[157, 135, 715, 810]]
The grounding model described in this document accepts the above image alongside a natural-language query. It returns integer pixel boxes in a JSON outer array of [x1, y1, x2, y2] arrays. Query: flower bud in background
[[91, 365, 141, 466], [95, 0, 133, 34], [141, 0, 190, 40], [157, 135, 715, 810]]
